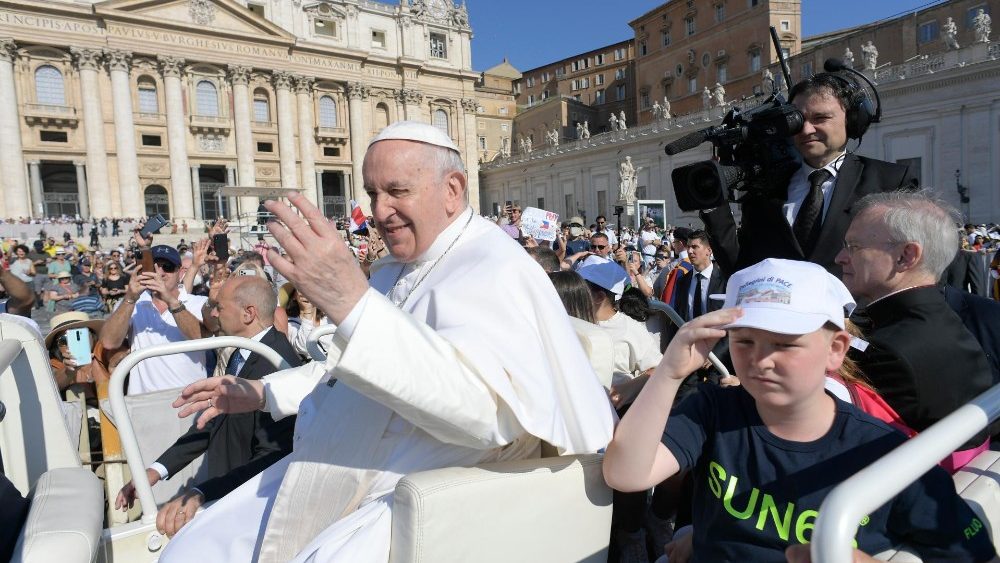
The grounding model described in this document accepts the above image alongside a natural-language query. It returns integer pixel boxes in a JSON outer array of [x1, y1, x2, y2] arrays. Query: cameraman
[[701, 72, 918, 277]]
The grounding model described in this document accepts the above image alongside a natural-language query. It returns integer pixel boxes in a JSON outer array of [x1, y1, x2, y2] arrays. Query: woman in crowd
[[548, 270, 595, 323], [100, 260, 129, 312], [45, 311, 104, 396], [48, 271, 80, 313], [9, 245, 35, 284]]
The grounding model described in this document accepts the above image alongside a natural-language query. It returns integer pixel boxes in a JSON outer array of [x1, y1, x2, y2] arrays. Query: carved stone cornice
[[0, 39, 17, 63], [71, 47, 103, 71], [272, 71, 294, 91], [228, 64, 252, 86], [104, 49, 132, 72], [396, 88, 423, 105], [460, 97, 477, 112], [157, 55, 186, 78], [293, 75, 315, 94], [346, 81, 369, 100]]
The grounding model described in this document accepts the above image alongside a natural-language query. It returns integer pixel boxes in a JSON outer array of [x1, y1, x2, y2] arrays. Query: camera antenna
[[769, 26, 792, 92]]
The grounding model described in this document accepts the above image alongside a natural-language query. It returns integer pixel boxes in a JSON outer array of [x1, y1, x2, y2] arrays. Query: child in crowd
[[603, 258, 997, 561]]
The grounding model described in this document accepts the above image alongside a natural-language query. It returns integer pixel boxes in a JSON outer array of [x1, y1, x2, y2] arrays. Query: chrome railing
[[108, 337, 291, 524], [811, 383, 1000, 562], [646, 300, 730, 377]]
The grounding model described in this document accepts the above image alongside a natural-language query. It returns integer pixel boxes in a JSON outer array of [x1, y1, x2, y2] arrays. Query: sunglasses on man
[[592, 244, 608, 250], [154, 259, 179, 273]]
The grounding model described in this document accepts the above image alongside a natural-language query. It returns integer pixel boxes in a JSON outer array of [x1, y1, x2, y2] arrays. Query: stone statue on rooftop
[[862, 41, 878, 71], [582, 120, 591, 139], [712, 82, 726, 107], [618, 110, 627, 131], [609, 113, 619, 131], [662, 97, 671, 118], [652, 100, 662, 119], [943, 17, 960, 50], [843, 47, 855, 69], [702, 86, 712, 110], [973, 9, 992, 43]]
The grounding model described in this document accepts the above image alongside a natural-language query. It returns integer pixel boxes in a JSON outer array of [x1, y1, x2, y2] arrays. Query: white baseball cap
[[368, 120, 460, 153], [577, 257, 630, 299], [711, 258, 856, 335]]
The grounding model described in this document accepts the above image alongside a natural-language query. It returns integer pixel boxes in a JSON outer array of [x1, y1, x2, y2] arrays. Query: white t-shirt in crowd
[[597, 311, 662, 387], [124, 289, 209, 395]]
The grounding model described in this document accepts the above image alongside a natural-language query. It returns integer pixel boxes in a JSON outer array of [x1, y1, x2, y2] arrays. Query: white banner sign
[[520, 207, 560, 242]]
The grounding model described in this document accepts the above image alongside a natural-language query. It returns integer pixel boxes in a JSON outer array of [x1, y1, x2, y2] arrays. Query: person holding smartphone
[[45, 311, 104, 395]]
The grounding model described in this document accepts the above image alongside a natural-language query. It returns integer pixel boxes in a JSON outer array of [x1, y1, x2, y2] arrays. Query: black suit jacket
[[941, 250, 988, 297], [673, 266, 726, 322], [155, 326, 301, 501], [852, 286, 992, 448], [942, 284, 1000, 386], [702, 154, 919, 278]]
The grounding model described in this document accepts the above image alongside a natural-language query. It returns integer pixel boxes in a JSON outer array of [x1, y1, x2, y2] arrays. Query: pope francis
[[161, 121, 615, 562]]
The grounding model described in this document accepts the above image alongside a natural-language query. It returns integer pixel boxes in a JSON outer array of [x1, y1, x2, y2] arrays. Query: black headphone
[[822, 59, 882, 140]]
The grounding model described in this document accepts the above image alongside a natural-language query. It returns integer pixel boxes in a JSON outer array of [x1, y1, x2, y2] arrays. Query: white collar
[[802, 151, 847, 178]]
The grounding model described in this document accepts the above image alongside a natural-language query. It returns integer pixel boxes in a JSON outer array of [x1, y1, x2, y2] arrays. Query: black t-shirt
[[662, 385, 995, 562]]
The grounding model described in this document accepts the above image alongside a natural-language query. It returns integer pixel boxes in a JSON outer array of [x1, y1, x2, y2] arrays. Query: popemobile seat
[[389, 318, 615, 562], [0, 318, 103, 563]]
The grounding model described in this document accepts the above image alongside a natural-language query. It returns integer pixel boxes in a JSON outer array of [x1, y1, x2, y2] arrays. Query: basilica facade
[[0, 0, 480, 221]]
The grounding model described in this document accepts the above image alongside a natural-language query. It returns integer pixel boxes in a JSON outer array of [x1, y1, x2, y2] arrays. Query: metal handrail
[[108, 336, 291, 524], [0, 339, 24, 374], [812, 382, 1000, 562], [647, 300, 731, 377], [305, 324, 338, 362]]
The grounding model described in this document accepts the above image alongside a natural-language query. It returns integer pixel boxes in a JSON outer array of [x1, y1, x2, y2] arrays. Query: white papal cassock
[[161, 207, 616, 562]]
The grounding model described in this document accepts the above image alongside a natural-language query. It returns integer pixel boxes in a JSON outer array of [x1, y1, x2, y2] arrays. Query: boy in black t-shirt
[[604, 258, 997, 562]]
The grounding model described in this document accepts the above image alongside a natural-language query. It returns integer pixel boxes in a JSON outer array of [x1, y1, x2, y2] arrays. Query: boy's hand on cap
[[655, 308, 742, 381]]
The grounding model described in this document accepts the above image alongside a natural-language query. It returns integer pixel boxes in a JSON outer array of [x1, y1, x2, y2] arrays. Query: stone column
[[226, 165, 238, 219], [159, 56, 194, 220], [460, 97, 481, 212], [0, 39, 29, 218], [190, 165, 202, 219], [106, 49, 143, 218], [74, 161, 90, 219], [398, 88, 423, 120], [229, 64, 258, 217], [71, 47, 112, 219], [27, 161, 43, 218], [272, 71, 298, 192], [346, 81, 369, 211], [295, 76, 319, 207]]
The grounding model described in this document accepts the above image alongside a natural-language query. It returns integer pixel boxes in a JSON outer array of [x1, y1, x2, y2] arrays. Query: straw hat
[[44, 311, 104, 349]]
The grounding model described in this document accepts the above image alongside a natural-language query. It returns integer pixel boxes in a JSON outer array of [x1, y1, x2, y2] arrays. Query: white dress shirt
[[687, 262, 714, 320], [783, 152, 847, 226]]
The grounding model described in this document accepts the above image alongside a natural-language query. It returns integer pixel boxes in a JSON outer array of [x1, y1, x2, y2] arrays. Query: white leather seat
[[390, 453, 611, 562], [11, 467, 103, 563]]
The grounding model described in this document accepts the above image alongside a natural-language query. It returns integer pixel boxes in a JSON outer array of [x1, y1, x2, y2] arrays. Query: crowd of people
[[0, 69, 999, 563]]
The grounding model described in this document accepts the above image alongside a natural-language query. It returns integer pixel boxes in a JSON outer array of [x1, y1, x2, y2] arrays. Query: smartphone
[[505, 200, 512, 209], [141, 248, 154, 273], [139, 214, 169, 239], [66, 327, 92, 366], [237, 269, 257, 276], [212, 233, 229, 263]]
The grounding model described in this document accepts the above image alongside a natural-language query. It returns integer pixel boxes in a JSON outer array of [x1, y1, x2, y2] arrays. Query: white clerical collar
[[412, 206, 474, 264]]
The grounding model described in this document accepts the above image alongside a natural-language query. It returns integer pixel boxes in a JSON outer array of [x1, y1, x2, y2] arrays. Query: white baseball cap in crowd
[[577, 257, 630, 300], [368, 120, 461, 153], [710, 258, 856, 335]]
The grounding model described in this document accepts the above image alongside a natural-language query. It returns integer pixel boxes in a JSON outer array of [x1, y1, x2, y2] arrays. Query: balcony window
[[314, 18, 337, 38], [749, 49, 761, 72], [253, 89, 270, 122], [34, 65, 66, 106], [616, 84, 626, 100], [685, 17, 696, 36], [318, 95, 337, 128], [371, 30, 386, 49], [195, 80, 219, 116], [918, 21, 939, 44], [430, 33, 447, 59], [138, 82, 158, 114], [717, 63, 728, 83], [433, 109, 449, 135]]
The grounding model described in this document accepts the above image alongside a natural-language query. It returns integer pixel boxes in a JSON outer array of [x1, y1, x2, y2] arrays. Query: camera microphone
[[665, 126, 721, 156]]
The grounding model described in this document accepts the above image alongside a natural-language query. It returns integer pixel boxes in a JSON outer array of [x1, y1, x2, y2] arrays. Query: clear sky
[[468, 0, 946, 72]]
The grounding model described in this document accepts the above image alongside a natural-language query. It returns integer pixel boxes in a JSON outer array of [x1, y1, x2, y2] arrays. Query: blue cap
[[151, 245, 181, 266]]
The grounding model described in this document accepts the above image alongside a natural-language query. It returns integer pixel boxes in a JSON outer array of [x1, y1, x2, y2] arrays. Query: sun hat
[[44, 311, 104, 349], [711, 258, 856, 335]]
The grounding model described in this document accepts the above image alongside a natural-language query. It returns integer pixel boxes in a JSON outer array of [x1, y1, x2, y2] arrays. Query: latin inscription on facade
[[0, 11, 103, 35], [107, 25, 287, 60]]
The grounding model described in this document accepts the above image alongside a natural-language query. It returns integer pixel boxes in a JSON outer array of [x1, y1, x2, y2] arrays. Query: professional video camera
[[667, 27, 804, 211]]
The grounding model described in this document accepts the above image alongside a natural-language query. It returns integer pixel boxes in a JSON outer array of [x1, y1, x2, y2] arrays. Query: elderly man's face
[[835, 208, 906, 302], [363, 140, 466, 263]]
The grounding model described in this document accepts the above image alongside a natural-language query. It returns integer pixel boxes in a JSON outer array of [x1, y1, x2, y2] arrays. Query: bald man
[[115, 276, 301, 537]]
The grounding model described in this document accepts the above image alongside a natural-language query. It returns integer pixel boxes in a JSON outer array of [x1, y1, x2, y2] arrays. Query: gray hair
[[854, 189, 959, 278], [431, 145, 469, 203]]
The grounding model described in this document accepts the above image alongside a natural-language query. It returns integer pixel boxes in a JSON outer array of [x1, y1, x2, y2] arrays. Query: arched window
[[35, 65, 66, 106], [144, 185, 170, 218], [318, 95, 337, 127], [137, 76, 158, 114], [374, 102, 389, 131], [195, 80, 219, 116], [253, 88, 270, 123], [433, 108, 449, 135]]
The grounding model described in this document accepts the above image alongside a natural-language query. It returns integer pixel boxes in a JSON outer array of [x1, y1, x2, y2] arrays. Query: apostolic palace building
[[0, 0, 480, 221]]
